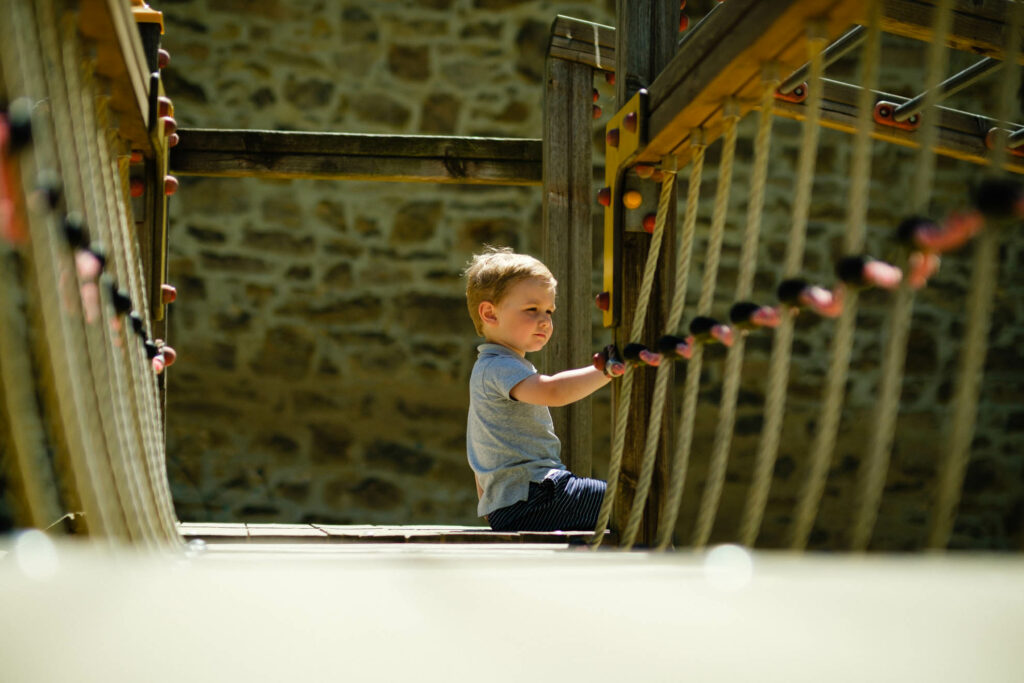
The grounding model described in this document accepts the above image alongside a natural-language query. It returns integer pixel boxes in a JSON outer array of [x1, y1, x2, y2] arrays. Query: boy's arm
[[475, 474, 483, 500], [510, 365, 611, 407]]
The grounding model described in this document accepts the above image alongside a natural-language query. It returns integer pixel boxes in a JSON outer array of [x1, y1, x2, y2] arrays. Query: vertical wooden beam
[[612, 0, 678, 544], [542, 52, 594, 476]]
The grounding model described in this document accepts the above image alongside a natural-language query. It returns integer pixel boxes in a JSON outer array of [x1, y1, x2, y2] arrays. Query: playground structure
[[3, 2, 1024, 680], [1, 0, 1023, 554]]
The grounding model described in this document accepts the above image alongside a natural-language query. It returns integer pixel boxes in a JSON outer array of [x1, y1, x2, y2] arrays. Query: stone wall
[[159, 0, 1023, 550]]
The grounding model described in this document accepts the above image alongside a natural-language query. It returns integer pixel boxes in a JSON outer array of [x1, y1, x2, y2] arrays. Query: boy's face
[[479, 277, 556, 357]]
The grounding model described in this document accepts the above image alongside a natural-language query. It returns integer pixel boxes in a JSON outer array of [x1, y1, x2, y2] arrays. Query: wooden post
[[542, 50, 594, 476], [612, 0, 678, 544]]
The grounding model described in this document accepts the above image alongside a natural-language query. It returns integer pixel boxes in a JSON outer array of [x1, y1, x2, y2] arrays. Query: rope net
[[600, 1, 1023, 552], [1, 0, 179, 547]]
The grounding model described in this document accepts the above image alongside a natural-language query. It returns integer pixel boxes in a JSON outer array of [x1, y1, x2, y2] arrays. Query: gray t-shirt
[[467, 343, 565, 516]]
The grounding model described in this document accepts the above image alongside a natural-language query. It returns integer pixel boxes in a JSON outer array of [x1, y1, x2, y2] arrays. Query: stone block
[[350, 92, 411, 128], [392, 200, 443, 244], [340, 6, 378, 43], [314, 200, 347, 232], [365, 441, 435, 476], [186, 225, 227, 244], [397, 293, 468, 334], [275, 295, 383, 324], [421, 93, 461, 134], [200, 251, 269, 274], [310, 422, 354, 464], [244, 227, 314, 254], [249, 325, 316, 377], [283, 76, 335, 110], [388, 45, 431, 81]]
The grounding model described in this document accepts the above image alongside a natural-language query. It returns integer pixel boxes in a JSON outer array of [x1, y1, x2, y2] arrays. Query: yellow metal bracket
[[601, 88, 648, 327]]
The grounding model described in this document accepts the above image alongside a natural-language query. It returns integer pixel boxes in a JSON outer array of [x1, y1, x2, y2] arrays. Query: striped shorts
[[487, 470, 606, 532]]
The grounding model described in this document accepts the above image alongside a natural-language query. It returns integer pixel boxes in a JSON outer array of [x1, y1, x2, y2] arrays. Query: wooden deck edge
[[178, 523, 615, 546]]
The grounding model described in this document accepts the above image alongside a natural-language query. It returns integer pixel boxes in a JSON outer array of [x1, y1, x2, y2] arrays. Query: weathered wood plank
[[549, 15, 615, 71], [542, 55, 594, 477], [772, 78, 1024, 173], [643, 0, 863, 165], [611, 0, 678, 547], [170, 129, 543, 185], [176, 523, 611, 545], [78, 0, 153, 152], [882, 0, 1024, 63]]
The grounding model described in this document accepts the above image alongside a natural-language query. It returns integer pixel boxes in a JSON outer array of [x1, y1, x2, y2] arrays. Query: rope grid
[[927, 0, 1023, 549], [741, 29, 828, 548], [0, 0, 180, 546], [848, 0, 954, 552], [590, 162, 676, 547], [618, 141, 705, 548], [792, 2, 883, 551], [696, 75, 778, 550], [649, 113, 740, 550]]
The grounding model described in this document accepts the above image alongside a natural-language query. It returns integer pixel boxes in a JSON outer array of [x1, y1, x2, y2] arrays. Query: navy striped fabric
[[487, 470, 606, 532]]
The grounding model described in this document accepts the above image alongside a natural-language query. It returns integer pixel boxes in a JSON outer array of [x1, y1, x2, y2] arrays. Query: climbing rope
[[791, 1, 882, 550], [652, 111, 739, 550], [848, 0, 954, 552], [927, 0, 1023, 550], [590, 162, 675, 547], [740, 29, 827, 547], [619, 140, 703, 549], [696, 75, 778, 549], [690, 106, 743, 549]]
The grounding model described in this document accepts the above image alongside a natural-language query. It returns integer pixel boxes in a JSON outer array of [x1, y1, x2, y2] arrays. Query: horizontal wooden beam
[[881, 0, 1024, 63], [639, 0, 863, 166], [78, 0, 155, 153], [548, 15, 615, 71], [170, 129, 542, 185], [772, 78, 1024, 173]]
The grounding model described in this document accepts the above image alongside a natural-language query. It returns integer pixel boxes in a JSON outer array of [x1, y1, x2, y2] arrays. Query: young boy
[[463, 246, 616, 532]]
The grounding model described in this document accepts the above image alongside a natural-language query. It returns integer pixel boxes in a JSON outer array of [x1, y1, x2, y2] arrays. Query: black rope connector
[[836, 255, 904, 290], [36, 170, 62, 210], [729, 302, 761, 330], [777, 278, 809, 306], [836, 255, 873, 288], [623, 342, 660, 366], [729, 301, 782, 330], [63, 212, 87, 248], [109, 283, 132, 315], [86, 242, 107, 272], [143, 340, 160, 359], [7, 98, 33, 150], [129, 312, 145, 337], [972, 178, 1023, 218], [896, 215, 937, 247], [655, 334, 693, 360]]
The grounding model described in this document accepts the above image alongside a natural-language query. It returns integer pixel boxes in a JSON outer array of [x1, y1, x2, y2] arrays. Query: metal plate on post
[[601, 88, 648, 327]]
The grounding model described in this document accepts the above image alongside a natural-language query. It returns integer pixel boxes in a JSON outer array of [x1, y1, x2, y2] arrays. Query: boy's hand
[[593, 344, 625, 378]]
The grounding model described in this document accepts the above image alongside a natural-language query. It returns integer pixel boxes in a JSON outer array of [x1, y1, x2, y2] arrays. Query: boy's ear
[[478, 300, 498, 326]]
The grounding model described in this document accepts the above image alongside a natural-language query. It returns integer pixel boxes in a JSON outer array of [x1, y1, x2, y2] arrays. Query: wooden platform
[[179, 522, 614, 547]]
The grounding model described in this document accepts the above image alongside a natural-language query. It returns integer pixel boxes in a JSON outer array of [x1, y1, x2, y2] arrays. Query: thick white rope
[[655, 114, 740, 550], [927, 0, 1022, 549], [590, 163, 673, 547], [791, 1, 882, 550], [849, 0, 954, 552], [740, 31, 827, 546], [619, 144, 704, 549], [698, 77, 777, 549], [690, 110, 744, 548], [619, 169, 681, 548]]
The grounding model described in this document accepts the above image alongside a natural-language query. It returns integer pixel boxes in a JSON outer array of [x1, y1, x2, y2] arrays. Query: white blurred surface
[[1, 536, 1022, 682]]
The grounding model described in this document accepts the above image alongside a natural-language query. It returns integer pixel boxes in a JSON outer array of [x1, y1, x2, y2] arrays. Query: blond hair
[[463, 246, 556, 336]]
